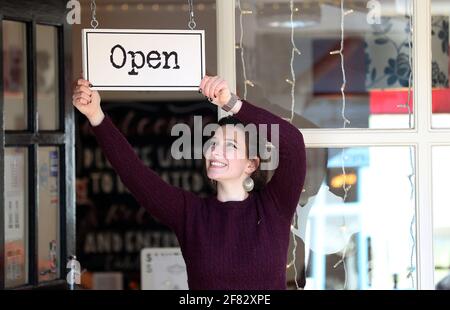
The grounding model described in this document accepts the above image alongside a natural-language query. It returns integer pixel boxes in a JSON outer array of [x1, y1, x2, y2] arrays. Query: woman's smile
[[208, 160, 228, 170]]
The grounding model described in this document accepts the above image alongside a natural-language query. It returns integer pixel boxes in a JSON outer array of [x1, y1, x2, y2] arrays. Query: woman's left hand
[[199, 75, 232, 108]]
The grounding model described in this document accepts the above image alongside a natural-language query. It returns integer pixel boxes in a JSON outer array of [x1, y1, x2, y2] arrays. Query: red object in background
[[370, 89, 450, 114]]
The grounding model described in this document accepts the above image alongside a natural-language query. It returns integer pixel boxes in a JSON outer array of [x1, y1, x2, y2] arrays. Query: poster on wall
[[82, 29, 205, 91], [76, 100, 215, 289]]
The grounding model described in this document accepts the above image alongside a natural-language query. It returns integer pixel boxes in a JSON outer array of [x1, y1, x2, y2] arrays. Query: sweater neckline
[[210, 192, 255, 209]]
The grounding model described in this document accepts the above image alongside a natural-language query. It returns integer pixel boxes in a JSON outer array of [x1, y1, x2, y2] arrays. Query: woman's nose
[[211, 144, 223, 157], [211, 145, 218, 155]]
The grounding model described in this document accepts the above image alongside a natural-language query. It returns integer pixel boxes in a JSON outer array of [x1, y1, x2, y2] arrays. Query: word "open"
[[109, 44, 181, 76]]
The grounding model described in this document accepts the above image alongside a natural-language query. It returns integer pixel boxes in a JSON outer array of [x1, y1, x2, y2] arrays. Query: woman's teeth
[[210, 161, 227, 167]]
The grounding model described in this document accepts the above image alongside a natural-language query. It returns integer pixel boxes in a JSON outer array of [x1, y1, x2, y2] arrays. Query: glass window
[[432, 146, 450, 289], [2, 21, 28, 130], [287, 146, 416, 289], [431, 1, 450, 129], [4, 148, 28, 288], [38, 147, 60, 282], [235, 0, 414, 129], [36, 25, 59, 131]]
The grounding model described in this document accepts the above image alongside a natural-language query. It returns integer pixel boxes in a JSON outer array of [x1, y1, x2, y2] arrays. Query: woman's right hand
[[72, 78, 104, 126]]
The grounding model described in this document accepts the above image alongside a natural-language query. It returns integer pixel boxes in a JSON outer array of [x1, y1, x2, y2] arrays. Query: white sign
[[82, 29, 205, 91], [141, 247, 188, 290]]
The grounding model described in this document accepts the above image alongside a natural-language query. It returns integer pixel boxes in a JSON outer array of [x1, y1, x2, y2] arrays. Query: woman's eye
[[227, 142, 237, 149], [207, 141, 216, 149]]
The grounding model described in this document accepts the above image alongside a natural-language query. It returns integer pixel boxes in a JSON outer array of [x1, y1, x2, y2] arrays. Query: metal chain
[[188, 0, 196, 30], [90, 0, 99, 29]]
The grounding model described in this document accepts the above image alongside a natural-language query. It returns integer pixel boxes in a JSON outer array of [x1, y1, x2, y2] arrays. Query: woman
[[72, 75, 306, 290]]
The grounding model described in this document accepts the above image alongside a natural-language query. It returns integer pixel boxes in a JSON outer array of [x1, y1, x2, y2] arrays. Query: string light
[[245, 80, 255, 87], [329, 1, 351, 128], [329, 0, 353, 290], [290, 214, 300, 289], [392, 0, 415, 288], [286, 0, 302, 290], [289, 0, 302, 123], [237, 0, 254, 100], [333, 239, 349, 289], [402, 0, 416, 289], [92, 2, 216, 13]]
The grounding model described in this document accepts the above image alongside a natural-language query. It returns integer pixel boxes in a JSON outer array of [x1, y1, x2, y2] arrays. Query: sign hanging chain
[[90, 0, 99, 29], [188, 0, 196, 30]]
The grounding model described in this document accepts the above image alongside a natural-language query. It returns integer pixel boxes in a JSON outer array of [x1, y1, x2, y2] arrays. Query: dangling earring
[[243, 176, 254, 192]]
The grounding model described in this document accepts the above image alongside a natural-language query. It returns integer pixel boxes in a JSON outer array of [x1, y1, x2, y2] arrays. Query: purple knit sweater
[[90, 100, 306, 290]]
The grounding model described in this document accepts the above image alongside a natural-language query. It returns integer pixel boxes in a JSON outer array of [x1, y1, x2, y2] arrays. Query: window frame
[[216, 0, 441, 289], [0, 0, 75, 290]]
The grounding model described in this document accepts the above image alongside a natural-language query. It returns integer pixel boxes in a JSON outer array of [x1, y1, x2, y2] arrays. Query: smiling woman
[[109, 44, 181, 75], [72, 74, 307, 289]]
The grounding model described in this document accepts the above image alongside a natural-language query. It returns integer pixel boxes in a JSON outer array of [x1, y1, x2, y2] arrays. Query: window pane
[[36, 25, 59, 131], [433, 146, 450, 289], [431, 2, 450, 129], [2, 21, 27, 130], [287, 146, 416, 289], [38, 147, 60, 282], [4, 148, 28, 288], [235, 0, 414, 129]]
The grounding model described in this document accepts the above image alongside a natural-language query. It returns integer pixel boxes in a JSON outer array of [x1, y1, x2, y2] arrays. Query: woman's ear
[[245, 158, 260, 174]]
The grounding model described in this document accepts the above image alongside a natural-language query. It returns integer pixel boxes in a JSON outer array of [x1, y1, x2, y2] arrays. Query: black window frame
[[0, 0, 75, 290]]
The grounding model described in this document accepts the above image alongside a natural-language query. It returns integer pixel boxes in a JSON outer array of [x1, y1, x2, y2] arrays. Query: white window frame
[[216, 0, 446, 289]]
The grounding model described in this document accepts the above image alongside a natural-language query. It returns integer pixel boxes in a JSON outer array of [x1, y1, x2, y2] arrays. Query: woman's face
[[204, 125, 255, 182]]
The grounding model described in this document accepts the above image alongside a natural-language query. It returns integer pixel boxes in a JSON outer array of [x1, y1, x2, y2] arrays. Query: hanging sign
[[82, 29, 205, 91]]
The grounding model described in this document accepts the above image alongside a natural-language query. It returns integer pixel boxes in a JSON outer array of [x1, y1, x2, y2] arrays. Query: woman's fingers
[[77, 78, 91, 88], [75, 97, 89, 105], [200, 75, 230, 104], [199, 75, 211, 93], [73, 91, 91, 102], [73, 94, 89, 105], [202, 76, 219, 99], [213, 80, 228, 98], [78, 85, 92, 96], [73, 85, 92, 99], [207, 77, 222, 99]]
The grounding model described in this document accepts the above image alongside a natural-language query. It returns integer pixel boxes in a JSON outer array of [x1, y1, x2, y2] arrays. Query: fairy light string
[[237, 0, 254, 100], [328, 0, 353, 290]]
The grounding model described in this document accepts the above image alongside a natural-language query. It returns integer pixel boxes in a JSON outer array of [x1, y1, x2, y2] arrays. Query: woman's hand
[[72, 77, 104, 126], [199, 75, 232, 108]]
